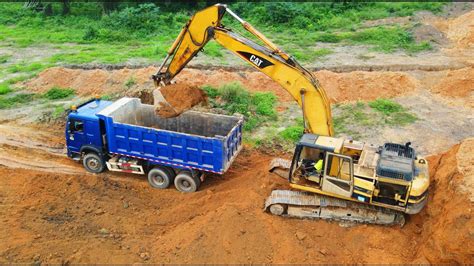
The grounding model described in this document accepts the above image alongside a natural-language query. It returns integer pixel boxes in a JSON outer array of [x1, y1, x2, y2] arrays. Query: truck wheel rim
[[87, 158, 99, 170], [182, 180, 191, 188], [152, 175, 165, 185]]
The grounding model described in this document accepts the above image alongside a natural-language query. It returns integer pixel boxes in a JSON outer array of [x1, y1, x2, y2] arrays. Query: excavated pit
[[0, 127, 472, 263]]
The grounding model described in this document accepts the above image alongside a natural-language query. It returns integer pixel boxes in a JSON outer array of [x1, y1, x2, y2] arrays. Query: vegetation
[[332, 99, 418, 138], [43, 87, 75, 100], [124, 76, 136, 89], [0, 55, 11, 64], [0, 1, 446, 69], [202, 82, 277, 131], [279, 120, 305, 142], [0, 83, 12, 95], [0, 93, 35, 109], [368, 98, 418, 125]]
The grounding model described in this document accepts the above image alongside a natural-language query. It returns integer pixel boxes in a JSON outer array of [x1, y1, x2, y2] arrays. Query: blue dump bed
[[97, 98, 243, 174]]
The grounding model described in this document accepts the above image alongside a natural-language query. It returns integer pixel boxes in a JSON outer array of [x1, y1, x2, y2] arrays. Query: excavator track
[[264, 190, 405, 226]]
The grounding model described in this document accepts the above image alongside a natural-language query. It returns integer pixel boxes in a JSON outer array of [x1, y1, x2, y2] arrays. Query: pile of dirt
[[425, 10, 474, 49], [414, 138, 474, 263], [175, 69, 419, 103], [431, 67, 474, 100], [24, 66, 157, 96], [314, 70, 418, 102], [154, 84, 207, 118], [445, 11, 474, 48], [25, 67, 418, 104]]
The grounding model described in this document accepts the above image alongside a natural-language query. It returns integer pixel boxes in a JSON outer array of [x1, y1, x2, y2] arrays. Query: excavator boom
[[152, 4, 334, 136]]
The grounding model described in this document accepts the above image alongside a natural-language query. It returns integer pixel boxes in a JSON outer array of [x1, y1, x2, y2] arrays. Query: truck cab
[[65, 98, 113, 166], [288, 133, 429, 215]]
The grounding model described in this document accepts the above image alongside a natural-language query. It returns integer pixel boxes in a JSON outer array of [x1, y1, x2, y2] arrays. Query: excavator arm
[[152, 4, 334, 136]]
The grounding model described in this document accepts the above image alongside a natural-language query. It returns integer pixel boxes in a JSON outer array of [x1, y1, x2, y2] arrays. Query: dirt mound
[[175, 68, 418, 103], [154, 84, 207, 118], [314, 70, 418, 102], [24, 66, 157, 96], [413, 138, 474, 263], [25, 67, 418, 104], [446, 11, 474, 48], [425, 10, 474, 49], [431, 67, 474, 100]]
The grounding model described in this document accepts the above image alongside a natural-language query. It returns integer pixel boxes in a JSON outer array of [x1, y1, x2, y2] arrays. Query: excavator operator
[[314, 153, 324, 173]]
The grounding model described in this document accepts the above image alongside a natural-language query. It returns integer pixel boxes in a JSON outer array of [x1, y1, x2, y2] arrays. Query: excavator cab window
[[290, 145, 325, 185], [322, 152, 354, 197]]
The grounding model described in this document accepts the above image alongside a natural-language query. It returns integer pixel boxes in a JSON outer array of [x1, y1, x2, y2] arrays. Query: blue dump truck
[[66, 97, 243, 192]]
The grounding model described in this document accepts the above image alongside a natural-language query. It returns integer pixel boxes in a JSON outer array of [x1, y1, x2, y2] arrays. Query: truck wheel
[[83, 153, 105, 173], [148, 167, 174, 189], [174, 171, 199, 193]]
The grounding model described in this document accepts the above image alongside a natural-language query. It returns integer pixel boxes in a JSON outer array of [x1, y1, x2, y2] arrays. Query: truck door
[[66, 118, 86, 153], [321, 152, 354, 198]]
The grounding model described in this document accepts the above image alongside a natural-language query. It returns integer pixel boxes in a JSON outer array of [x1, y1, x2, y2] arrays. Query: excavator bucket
[[153, 88, 179, 118], [269, 158, 292, 179], [153, 84, 207, 118]]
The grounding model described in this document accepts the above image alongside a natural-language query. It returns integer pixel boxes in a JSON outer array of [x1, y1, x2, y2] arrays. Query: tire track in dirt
[[0, 124, 82, 175]]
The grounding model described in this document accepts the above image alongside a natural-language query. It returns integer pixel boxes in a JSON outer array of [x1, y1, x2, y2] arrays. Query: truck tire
[[174, 171, 199, 193], [83, 153, 105, 173], [148, 167, 174, 189]]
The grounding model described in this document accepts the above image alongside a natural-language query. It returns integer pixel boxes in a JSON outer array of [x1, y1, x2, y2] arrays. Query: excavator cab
[[289, 134, 355, 198]]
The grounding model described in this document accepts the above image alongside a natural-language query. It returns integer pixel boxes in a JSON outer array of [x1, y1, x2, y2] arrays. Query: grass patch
[[7, 62, 47, 73], [203, 82, 277, 131], [290, 48, 333, 62], [0, 83, 12, 95], [51, 105, 66, 119], [279, 124, 304, 142], [368, 98, 403, 114], [43, 87, 75, 100], [368, 98, 417, 125], [332, 99, 418, 138], [346, 26, 432, 53], [0, 93, 35, 109], [332, 101, 374, 138], [0, 54, 11, 64]]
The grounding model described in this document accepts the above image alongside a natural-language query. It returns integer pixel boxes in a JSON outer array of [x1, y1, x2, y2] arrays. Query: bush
[[201, 85, 219, 99], [101, 3, 161, 37], [82, 26, 98, 41], [44, 87, 75, 100], [279, 125, 304, 142], [253, 92, 277, 117]]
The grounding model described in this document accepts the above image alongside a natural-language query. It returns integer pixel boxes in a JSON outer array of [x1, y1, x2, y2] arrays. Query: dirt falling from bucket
[[154, 83, 208, 118]]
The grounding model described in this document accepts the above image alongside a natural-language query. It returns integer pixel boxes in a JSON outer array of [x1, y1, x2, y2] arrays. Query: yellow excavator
[[152, 4, 429, 225]]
